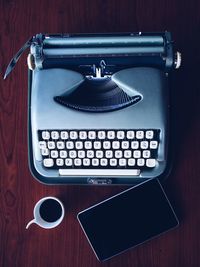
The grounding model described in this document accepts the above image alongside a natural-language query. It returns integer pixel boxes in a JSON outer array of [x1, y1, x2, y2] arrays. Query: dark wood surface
[[0, 0, 200, 266]]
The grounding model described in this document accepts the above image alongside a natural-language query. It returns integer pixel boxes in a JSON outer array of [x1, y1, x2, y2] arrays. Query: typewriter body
[[9, 32, 180, 184]]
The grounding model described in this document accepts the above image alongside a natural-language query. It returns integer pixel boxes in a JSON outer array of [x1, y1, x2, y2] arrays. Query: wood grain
[[0, 0, 200, 266]]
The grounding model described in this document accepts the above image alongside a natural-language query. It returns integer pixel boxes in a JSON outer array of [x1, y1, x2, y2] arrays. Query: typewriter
[[5, 32, 181, 184]]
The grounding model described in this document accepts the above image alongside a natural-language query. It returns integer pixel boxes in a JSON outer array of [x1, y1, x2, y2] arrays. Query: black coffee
[[39, 199, 62, 222]]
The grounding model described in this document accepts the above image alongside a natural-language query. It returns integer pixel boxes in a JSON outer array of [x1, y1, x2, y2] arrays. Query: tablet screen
[[77, 179, 179, 261]]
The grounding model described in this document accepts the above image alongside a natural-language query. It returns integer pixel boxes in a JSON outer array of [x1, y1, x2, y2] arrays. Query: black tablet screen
[[77, 179, 179, 261]]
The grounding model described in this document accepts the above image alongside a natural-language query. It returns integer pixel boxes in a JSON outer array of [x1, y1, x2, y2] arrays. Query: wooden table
[[0, 1, 200, 266]]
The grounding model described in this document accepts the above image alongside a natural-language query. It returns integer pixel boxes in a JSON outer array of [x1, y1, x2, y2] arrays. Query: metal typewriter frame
[[23, 32, 180, 185]]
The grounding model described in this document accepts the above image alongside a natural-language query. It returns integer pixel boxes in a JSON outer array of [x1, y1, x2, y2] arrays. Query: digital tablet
[[77, 179, 179, 261]]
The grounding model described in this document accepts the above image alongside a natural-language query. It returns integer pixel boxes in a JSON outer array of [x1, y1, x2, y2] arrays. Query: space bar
[[59, 169, 140, 176]]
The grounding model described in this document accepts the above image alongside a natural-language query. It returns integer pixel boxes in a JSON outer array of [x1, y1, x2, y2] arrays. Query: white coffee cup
[[26, 196, 65, 229]]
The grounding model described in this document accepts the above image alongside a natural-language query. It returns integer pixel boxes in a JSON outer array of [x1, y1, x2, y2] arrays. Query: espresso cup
[[26, 196, 65, 229]]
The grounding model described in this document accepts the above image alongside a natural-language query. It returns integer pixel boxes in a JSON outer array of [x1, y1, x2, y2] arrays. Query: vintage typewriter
[[5, 32, 181, 184]]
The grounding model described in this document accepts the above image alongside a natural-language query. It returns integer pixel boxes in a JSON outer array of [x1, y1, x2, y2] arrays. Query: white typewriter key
[[88, 131, 96, 139], [79, 131, 87, 139], [48, 141, 55, 149], [105, 150, 113, 158], [94, 141, 101, 149], [98, 131, 106, 139], [115, 150, 122, 158], [51, 150, 58, 158], [119, 158, 126, 166], [56, 158, 64, 166], [122, 141, 129, 149], [96, 150, 103, 158], [85, 141, 92, 149], [42, 131, 50, 140], [83, 158, 90, 166], [78, 150, 85, 158], [51, 131, 59, 140], [136, 131, 144, 139], [100, 158, 108, 166], [124, 150, 132, 158], [112, 141, 120, 149], [59, 169, 140, 176], [131, 141, 139, 149], [146, 158, 156, 168], [75, 141, 83, 149], [70, 131, 78, 139], [69, 150, 77, 158], [65, 158, 73, 166], [92, 158, 99, 166], [127, 131, 134, 139], [60, 131, 68, 140], [66, 141, 74, 149], [140, 141, 148, 149], [110, 159, 117, 166], [74, 159, 82, 166], [150, 141, 158, 149], [43, 158, 54, 167], [57, 141, 65, 149], [87, 150, 94, 158], [60, 150, 67, 158], [143, 150, 151, 158], [117, 131, 125, 139], [146, 130, 154, 139], [41, 148, 49, 156], [39, 141, 46, 149], [128, 158, 135, 166], [133, 150, 141, 158], [103, 141, 111, 149], [107, 131, 115, 139], [137, 158, 145, 166]]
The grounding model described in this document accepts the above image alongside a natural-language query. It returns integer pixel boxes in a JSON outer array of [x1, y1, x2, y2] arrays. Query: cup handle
[[26, 219, 36, 229]]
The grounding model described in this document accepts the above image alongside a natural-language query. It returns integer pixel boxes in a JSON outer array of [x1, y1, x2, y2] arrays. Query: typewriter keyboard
[[38, 129, 160, 176]]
